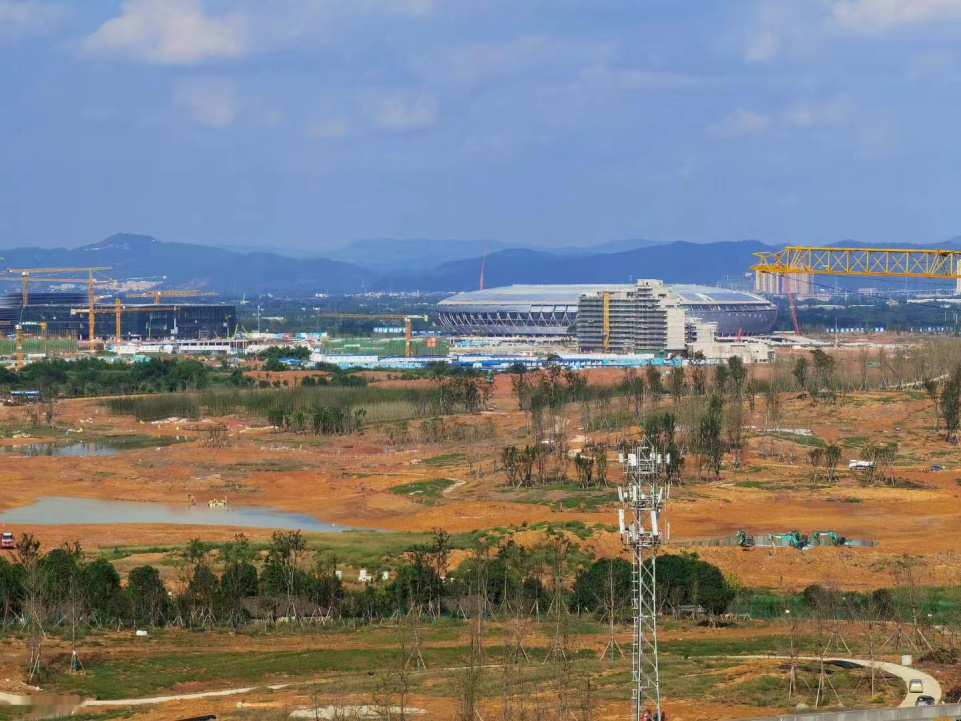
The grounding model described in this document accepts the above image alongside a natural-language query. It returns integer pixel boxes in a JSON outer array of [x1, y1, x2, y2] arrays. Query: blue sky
[[3, 0, 961, 253]]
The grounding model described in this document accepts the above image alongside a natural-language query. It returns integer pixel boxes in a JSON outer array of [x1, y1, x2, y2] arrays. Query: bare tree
[[18, 534, 43, 681]]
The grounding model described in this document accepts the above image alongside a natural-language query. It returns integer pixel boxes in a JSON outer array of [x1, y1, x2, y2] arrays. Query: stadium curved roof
[[438, 283, 772, 311]]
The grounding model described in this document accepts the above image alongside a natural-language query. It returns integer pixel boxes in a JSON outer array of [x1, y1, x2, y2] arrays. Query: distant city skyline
[[4, 1, 961, 252]]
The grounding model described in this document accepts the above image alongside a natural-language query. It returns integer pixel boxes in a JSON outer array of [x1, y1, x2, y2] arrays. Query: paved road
[[737, 655, 942, 708]]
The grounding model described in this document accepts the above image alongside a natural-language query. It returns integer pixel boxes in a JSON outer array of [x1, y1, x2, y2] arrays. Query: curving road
[[0, 655, 942, 713], [736, 655, 941, 708]]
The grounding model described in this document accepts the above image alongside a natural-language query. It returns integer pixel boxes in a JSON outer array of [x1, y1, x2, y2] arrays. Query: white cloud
[[174, 78, 238, 128], [709, 109, 771, 138], [83, 0, 248, 65], [0, 0, 63, 36], [833, 0, 961, 32], [307, 119, 350, 139], [783, 97, 853, 127], [368, 91, 438, 132]]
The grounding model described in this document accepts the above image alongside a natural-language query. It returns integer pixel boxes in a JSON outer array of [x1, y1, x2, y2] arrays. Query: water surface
[[0, 496, 348, 532], [1, 442, 119, 457]]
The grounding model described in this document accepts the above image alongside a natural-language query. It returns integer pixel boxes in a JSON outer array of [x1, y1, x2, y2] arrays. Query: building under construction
[[0, 292, 236, 340], [577, 280, 690, 354]]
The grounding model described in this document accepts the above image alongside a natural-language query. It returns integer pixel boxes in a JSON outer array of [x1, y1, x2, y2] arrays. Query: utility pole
[[618, 440, 670, 721]]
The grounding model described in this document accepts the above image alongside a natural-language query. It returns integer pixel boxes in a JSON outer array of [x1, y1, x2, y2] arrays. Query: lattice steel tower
[[618, 440, 670, 721]]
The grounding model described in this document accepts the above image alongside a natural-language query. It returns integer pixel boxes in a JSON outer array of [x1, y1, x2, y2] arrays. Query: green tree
[[941, 367, 961, 442], [727, 356, 747, 399], [696, 394, 725, 479], [668, 366, 686, 405], [645, 366, 663, 396], [127, 565, 168, 626], [824, 444, 842, 482], [570, 558, 632, 614], [793, 356, 808, 391], [82, 558, 124, 621], [653, 553, 734, 616]]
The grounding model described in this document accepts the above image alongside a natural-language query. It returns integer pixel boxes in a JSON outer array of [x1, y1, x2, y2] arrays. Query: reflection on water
[[0, 497, 347, 532], [1, 442, 118, 457]]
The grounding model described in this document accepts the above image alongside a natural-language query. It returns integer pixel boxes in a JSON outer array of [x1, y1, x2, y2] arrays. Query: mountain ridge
[[3, 234, 959, 295]]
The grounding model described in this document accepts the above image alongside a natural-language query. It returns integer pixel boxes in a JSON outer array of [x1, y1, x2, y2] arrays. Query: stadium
[[436, 283, 777, 338]]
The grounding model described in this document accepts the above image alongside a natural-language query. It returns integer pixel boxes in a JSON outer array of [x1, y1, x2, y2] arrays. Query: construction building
[[0, 292, 236, 340], [0, 291, 87, 335], [576, 280, 689, 354]]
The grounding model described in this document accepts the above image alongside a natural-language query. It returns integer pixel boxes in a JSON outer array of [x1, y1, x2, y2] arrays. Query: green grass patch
[[735, 480, 774, 490], [49, 643, 585, 700], [840, 435, 869, 448], [766, 431, 827, 448], [421, 452, 466, 466], [389, 478, 455, 503]]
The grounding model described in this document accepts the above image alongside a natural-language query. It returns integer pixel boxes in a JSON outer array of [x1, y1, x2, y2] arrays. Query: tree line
[[0, 531, 735, 634]]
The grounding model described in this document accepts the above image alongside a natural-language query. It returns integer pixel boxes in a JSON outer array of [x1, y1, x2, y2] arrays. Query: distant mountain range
[[2, 233, 959, 296], [328, 238, 512, 271], [0, 234, 371, 295]]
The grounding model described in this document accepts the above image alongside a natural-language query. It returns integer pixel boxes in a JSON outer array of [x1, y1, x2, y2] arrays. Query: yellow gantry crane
[[751, 246, 961, 335], [752, 246, 961, 281], [314, 313, 429, 358]]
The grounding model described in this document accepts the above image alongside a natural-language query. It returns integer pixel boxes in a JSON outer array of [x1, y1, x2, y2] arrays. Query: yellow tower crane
[[5, 267, 111, 306], [2, 267, 113, 341], [314, 313, 429, 358], [72, 303, 181, 342], [127, 290, 216, 304]]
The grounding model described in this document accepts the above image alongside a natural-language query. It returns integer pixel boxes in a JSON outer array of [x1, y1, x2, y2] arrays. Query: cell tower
[[618, 439, 670, 721]]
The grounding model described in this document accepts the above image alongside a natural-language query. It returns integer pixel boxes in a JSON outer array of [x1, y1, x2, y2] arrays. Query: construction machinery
[[4, 267, 111, 306], [752, 246, 961, 282], [808, 531, 846, 547], [127, 290, 216, 304], [771, 530, 807, 549], [1, 267, 113, 341], [750, 246, 961, 334], [314, 313, 429, 358], [734, 528, 873, 550], [71, 303, 181, 342]]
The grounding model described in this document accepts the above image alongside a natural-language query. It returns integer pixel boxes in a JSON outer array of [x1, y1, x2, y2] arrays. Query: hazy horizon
[[5, 1, 961, 252]]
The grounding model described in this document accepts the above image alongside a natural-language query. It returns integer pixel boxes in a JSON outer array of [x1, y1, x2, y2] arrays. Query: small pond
[[1, 442, 120, 457], [1, 436, 181, 457], [0, 497, 350, 532]]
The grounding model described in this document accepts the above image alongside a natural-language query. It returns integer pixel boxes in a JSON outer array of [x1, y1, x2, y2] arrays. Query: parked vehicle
[[908, 679, 925, 694], [915, 695, 935, 706], [0, 532, 16, 550]]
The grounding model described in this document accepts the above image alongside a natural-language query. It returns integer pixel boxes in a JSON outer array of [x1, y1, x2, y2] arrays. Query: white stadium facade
[[436, 283, 778, 340]]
